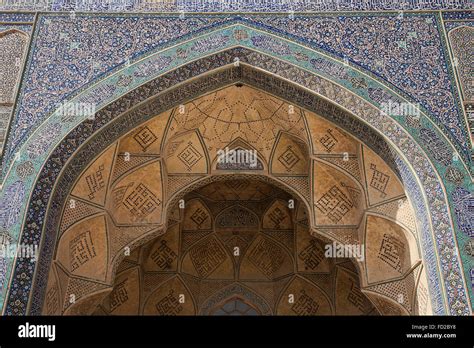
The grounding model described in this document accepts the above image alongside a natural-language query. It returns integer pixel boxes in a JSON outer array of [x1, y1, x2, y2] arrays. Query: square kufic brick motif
[[189, 207, 208, 229], [69, 230, 97, 271], [278, 145, 300, 171], [314, 185, 353, 223], [378, 233, 405, 273], [123, 183, 161, 218], [369, 163, 390, 198], [178, 142, 203, 170], [319, 129, 338, 153], [133, 126, 158, 151]]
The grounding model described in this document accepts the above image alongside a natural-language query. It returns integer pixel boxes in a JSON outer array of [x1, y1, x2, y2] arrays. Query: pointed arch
[[1, 37, 470, 316]]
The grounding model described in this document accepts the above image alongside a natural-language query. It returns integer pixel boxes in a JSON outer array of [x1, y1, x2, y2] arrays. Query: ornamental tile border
[[0, 24, 33, 32], [0, 13, 35, 22], [444, 20, 474, 31], [0, 0, 472, 12]]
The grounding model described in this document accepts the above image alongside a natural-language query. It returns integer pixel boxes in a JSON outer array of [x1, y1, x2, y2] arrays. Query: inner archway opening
[[94, 178, 378, 316]]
